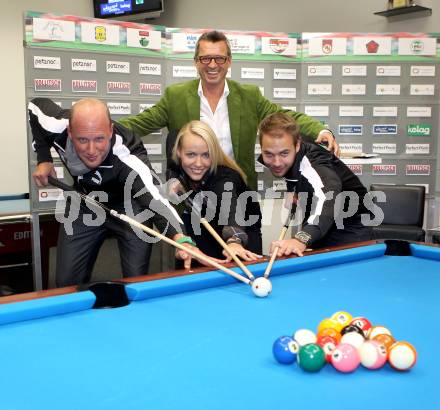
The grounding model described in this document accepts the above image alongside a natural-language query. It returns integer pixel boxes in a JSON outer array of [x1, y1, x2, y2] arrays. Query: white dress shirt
[[198, 81, 234, 159]]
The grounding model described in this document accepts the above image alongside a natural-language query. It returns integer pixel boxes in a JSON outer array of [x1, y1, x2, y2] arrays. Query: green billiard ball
[[298, 343, 326, 372]]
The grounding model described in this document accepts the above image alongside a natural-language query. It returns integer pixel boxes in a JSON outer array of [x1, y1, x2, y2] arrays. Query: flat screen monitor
[[93, 0, 164, 21]]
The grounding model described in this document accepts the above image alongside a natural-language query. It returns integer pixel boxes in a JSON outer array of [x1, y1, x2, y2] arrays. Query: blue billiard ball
[[272, 336, 299, 364]]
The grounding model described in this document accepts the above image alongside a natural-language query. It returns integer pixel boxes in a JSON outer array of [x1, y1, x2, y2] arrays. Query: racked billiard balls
[[317, 318, 343, 334], [272, 336, 299, 364], [316, 334, 337, 362], [350, 317, 372, 335], [388, 341, 417, 371], [331, 311, 353, 327], [341, 324, 365, 337], [340, 331, 365, 350], [368, 325, 392, 340], [293, 328, 317, 347], [317, 327, 341, 344], [298, 343, 326, 372], [359, 340, 388, 370], [331, 343, 361, 373], [372, 333, 395, 352]]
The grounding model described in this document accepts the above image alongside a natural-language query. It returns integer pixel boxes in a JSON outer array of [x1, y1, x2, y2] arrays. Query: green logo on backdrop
[[407, 124, 431, 136]]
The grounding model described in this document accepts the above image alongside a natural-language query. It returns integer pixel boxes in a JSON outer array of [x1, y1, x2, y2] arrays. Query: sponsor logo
[[71, 58, 96, 71], [95, 26, 106, 42], [340, 143, 363, 153], [172, 66, 197, 78], [139, 63, 161, 75], [339, 106, 364, 117], [34, 78, 62, 92], [106, 61, 130, 73], [139, 103, 154, 112], [72, 80, 97, 93], [107, 81, 131, 94], [405, 164, 430, 176], [366, 40, 379, 53], [373, 106, 398, 117], [273, 88, 296, 99], [373, 124, 397, 135], [372, 143, 397, 154], [372, 164, 397, 175], [33, 18, 76, 42], [338, 125, 362, 135], [274, 68, 296, 80], [138, 30, 150, 47], [407, 124, 431, 136], [185, 34, 199, 51], [407, 107, 432, 117], [107, 102, 131, 115], [406, 144, 430, 155], [347, 164, 363, 175], [139, 83, 162, 95], [411, 40, 424, 54], [241, 68, 265, 79], [269, 38, 289, 53], [33, 56, 61, 69], [322, 39, 333, 54]]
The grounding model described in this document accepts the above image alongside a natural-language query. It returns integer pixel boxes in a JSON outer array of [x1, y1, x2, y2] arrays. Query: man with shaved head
[[29, 97, 205, 287]]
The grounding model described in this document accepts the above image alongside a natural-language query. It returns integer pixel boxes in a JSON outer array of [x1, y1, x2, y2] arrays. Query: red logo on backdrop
[[406, 164, 430, 175], [72, 80, 97, 93], [347, 164, 363, 175], [366, 40, 379, 54], [34, 79, 62, 92], [322, 39, 333, 54], [372, 164, 397, 175], [139, 83, 162, 95], [138, 30, 150, 47], [269, 38, 289, 53], [107, 81, 131, 94]]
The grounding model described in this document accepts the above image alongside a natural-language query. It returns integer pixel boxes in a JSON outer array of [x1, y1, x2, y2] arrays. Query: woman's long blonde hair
[[172, 120, 247, 183]]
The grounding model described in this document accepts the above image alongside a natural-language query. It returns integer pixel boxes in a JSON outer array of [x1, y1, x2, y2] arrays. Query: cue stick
[[263, 212, 295, 279], [48, 176, 251, 285], [180, 193, 256, 281]]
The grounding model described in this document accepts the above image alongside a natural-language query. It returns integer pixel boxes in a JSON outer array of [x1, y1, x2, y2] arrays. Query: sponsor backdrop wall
[[1, 0, 436, 197], [24, 12, 440, 229]]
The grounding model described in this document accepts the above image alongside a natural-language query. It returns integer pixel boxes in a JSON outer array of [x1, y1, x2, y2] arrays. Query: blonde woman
[[168, 120, 262, 261]]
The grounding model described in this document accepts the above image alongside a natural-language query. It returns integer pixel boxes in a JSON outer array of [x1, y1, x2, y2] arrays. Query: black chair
[[369, 184, 425, 242]]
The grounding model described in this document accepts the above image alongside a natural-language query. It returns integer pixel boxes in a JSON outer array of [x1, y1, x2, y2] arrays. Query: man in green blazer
[[118, 30, 338, 189]]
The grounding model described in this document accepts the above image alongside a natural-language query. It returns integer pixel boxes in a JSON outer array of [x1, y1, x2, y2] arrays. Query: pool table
[[0, 240, 439, 410]]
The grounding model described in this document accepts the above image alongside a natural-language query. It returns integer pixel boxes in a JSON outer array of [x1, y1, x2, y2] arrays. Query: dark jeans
[[56, 201, 153, 287], [311, 215, 373, 249]]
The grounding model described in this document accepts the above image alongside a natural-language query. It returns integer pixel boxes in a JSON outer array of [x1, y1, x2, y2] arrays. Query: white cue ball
[[252, 277, 272, 298]]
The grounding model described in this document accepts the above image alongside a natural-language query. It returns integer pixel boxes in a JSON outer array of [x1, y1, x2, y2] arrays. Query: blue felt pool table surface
[[1, 242, 439, 410]]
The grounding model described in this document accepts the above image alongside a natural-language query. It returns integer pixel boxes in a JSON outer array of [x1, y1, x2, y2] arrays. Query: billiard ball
[[341, 324, 365, 337], [293, 329, 317, 347], [350, 317, 372, 334], [317, 318, 343, 334], [388, 341, 417, 371], [340, 331, 365, 350], [368, 325, 392, 340], [298, 343, 326, 372], [359, 340, 388, 370], [272, 336, 299, 364], [331, 311, 353, 327], [331, 343, 361, 373], [372, 333, 395, 352], [316, 334, 338, 362], [251, 277, 272, 297], [317, 327, 341, 344]]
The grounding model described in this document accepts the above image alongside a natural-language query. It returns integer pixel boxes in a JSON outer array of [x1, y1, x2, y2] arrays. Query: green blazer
[[118, 79, 325, 189]]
